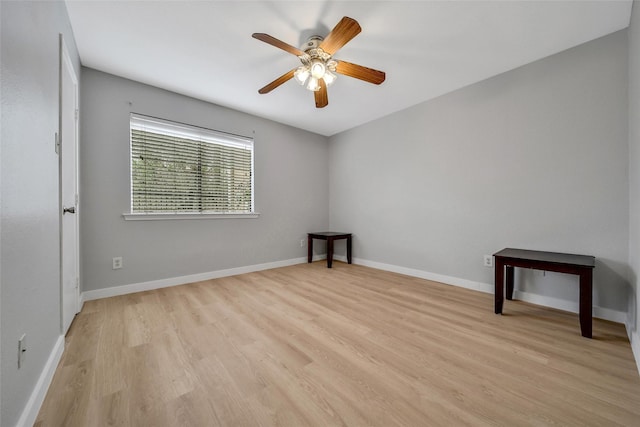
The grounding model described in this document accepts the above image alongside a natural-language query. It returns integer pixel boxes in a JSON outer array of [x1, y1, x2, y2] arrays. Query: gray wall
[[80, 69, 329, 292], [329, 30, 630, 314], [0, 1, 80, 426], [628, 1, 640, 364]]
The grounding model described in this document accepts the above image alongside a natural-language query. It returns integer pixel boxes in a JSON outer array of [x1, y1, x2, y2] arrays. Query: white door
[[60, 36, 80, 334]]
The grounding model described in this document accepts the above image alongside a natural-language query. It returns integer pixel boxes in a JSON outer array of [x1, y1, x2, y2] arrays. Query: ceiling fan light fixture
[[310, 59, 326, 79], [294, 66, 310, 85], [306, 76, 320, 91], [322, 69, 336, 86]]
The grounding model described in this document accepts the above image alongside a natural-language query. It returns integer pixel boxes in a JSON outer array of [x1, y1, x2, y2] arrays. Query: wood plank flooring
[[36, 262, 640, 426]]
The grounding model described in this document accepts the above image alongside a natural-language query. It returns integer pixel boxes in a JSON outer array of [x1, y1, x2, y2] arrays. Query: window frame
[[123, 114, 259, 221]]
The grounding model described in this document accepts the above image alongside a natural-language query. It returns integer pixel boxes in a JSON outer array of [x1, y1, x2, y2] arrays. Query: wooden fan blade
[[258, 69, 296, 94], [314, 79, 328, 108], [335, 61, 386, 85], [252, 33, 306, 56], [319, 16, 361, 55]]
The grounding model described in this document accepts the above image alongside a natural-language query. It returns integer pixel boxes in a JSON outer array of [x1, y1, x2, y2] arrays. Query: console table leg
[[495, 260, 504, 314], [327, 238, 334, 268], [506, 266, 515, 300], [579, 269, 593, 338], [347, 236, 352, 264], [307, 236, 313, 263]]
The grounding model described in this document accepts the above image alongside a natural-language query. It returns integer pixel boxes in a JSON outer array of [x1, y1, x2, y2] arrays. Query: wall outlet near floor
[[483, 255, 493, 267], [112, 256, 123, 269], [300, 239, 305, 247], [18, 334, 26, 368]]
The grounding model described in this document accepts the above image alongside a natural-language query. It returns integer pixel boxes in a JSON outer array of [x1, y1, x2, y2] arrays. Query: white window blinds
[[130, 114, 254, 214]]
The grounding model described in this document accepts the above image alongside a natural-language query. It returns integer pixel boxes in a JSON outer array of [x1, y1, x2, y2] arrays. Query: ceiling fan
[[252, 16, 386, 108]]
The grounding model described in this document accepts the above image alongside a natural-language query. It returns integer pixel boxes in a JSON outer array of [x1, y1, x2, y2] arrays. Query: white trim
[[80, 254, 628, 326], [336, 256, 626, 324], [630, 329, 640, 376], [342, 256, 493, 294], [16, 335, 64, 427], [513, 290, 628, 324], [626, 314, 640, 376], [513, 289, 578, 313], [123, 212, 260, 221], [82, 255, 325, 301], [593, 306, 629, 325], [79, 291, 85, 312]]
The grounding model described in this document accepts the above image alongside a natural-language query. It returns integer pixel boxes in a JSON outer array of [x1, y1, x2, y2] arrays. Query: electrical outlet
[[300, 239, 305, 247], [112, 256, 123, 270], [18, 334, 26, 368], [484, 255, 493, 267]]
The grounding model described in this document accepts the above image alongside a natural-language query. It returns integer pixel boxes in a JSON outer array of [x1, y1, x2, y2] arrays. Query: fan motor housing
[[301, 36, 323, 52]]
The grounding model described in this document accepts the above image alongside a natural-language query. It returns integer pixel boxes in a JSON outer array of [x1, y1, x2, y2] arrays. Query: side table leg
[[579, 269, 593, 338], [506, 266, 515, 300], [495, 259, 504, 314], [347, 236, 352, 264], [327, 237, 334, 268], [307, 236, 313, 263]]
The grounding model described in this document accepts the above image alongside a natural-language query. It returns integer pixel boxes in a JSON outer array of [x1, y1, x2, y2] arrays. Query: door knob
[[63, 206, 76, 214]]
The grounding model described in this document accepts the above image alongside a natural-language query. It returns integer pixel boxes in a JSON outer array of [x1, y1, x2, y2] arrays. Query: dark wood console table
[[307, 232, 352, 268], [494, 248, 595, 338]]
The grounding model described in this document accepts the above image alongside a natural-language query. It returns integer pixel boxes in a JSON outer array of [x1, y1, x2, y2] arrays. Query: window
[[127, 114, 255, 219]]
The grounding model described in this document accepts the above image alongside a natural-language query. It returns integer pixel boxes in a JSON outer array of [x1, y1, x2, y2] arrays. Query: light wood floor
[[36, 262, 640, 426]]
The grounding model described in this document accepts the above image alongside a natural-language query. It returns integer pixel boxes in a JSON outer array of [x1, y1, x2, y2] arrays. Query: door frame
[[59, 34, 80, 334]]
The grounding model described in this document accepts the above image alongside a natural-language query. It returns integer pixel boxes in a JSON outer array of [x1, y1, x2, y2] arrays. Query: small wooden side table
[[494, 248, 595, 338], [307, 232, 352, 268]]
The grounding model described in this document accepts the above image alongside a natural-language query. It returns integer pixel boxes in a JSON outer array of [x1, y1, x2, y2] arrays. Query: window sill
[[123, 212, 260, 221]]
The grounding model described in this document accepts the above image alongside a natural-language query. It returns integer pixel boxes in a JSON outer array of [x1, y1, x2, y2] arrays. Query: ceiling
[[65, 1, 632, 137]]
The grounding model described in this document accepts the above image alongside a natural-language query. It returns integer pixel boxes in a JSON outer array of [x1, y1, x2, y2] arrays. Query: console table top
[[308, 232, 352, 238], [493, 248, 595, 268]]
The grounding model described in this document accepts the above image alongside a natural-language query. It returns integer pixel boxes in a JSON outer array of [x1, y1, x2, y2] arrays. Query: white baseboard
[[512, 290, 628, 324], [339, 256, 626, 324], [344, 256, 493, 294], [82, 255, 325, 302], [630, 331, 640, 374], [81, 254, 627, 326], [626, 318, 640, 376], [632, 331, 640, 376], [16, 335, 64, 427], [593, 306, 628, 324]]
